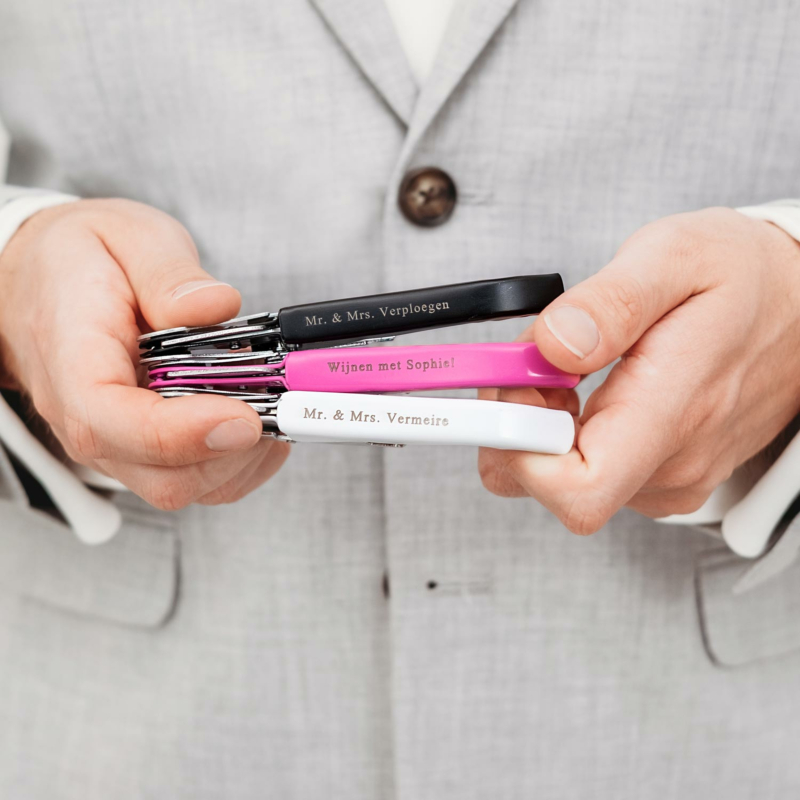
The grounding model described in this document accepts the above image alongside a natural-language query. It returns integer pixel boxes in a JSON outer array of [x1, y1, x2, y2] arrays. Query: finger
[[15, 215, 253, 482], [99, 437, 274, 511], [197, 440, 291, 505], [625, 483, 716, 519], [496, 387, 547, 409], [482, 331, 698, 533], [532, 218, 715, 374], [495, 385, 583, 419], [477, 387, 544, 498], [479, 380, 579, 414], [95, 200, 241, 330], [513, 324, 588, 386], [537, 387, 580, 415], [488, 398, 671, 534], [478, 447, 529, 498], [31, 241, 262, 469], [59, 383, 263, 467], [477, 386, 579, 497]]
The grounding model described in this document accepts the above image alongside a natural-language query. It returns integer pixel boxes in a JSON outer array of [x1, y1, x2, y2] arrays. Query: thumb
[[533, 238, 698, 374], [102, 202, 242, 331]]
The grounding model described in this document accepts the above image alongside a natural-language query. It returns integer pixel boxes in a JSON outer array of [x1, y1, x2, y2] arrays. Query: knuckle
[[562, 491, 615, 536], [140, 255, 203, 303], [197, 486, 239, 507], [35, 218, 71, 256], [653, 488, 712, 518], [142, 417, 183, 466], [562, 509, 606, 536], [144, 474, 194, 512], [675, 461, 710, 490], [624, 212, 715, 279], [713, 379, 743, 424], [143, 427, 169, 465], [90, 198, 163, 229], [478, 451, 501, 492], [668, 493, 709, 516], [155, 256, 203, 283], [99, 197, 148, 217], [37, 199, 129, 243], [61, 402, 100, 462], [659, 215, 714, 274], [478, 450, 521, 497], [603, 277, 647, 335]]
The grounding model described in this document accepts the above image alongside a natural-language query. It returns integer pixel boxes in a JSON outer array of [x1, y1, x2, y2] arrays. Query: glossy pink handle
[[147, 344, 579, 392], [286, 343, 578, 392]]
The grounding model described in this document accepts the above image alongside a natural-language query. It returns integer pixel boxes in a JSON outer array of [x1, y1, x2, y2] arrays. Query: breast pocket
[[695, 548, 800, 668], [0, 492, 179, 629]]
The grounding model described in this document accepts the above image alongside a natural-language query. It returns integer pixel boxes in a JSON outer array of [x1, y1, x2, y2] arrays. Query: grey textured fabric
[[696, 547, 800, 666], [735, 508, 800, 594], [1, 0, 800, 797], [0, 492, 179, 627]]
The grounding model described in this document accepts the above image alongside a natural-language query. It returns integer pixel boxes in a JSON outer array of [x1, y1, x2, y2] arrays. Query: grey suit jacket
[[1, 1, 800, 797]]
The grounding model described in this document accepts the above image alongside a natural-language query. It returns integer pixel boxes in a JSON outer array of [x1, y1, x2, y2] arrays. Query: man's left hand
[[479, 207, 800, 534]]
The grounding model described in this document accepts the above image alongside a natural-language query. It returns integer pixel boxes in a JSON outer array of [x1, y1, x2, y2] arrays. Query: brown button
[[398, 167, 457, 227]]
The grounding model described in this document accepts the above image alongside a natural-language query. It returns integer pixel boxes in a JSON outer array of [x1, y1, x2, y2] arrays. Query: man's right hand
[[0, 198, 289, 510]]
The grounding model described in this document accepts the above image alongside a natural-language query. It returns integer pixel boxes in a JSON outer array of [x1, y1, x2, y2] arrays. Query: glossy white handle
[[276, 391, 574, 454]]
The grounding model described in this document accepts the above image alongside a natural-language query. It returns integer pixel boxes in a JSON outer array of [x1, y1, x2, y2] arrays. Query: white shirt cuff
[[0, 188, 79, 253], [737, 199, 800, 241]]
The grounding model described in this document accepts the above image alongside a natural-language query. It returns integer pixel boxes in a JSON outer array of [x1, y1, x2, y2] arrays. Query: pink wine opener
[[147, 343, 579, 393]]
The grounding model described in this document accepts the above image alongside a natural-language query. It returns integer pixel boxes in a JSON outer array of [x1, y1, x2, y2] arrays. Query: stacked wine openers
[[138, 275, 579, 454]]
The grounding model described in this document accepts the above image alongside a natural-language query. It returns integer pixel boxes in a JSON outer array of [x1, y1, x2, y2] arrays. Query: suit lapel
[[309, 0, 418, 126]]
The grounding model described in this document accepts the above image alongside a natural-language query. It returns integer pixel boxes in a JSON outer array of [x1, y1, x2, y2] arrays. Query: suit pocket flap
[[0, 493, 179, 628], [695, 548, 800, 668]]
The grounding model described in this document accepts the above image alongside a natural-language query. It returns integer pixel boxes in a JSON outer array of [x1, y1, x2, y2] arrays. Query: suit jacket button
[[398, 167, 457, 227]]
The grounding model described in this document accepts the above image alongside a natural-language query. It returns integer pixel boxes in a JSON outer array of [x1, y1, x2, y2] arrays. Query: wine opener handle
[[278, 274, 564, 345], [285, 342, 579, 392], [276, 391, 575, 454]]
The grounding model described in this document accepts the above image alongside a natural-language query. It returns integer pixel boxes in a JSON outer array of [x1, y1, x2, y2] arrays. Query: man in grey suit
[[1, 1, 800, 797]]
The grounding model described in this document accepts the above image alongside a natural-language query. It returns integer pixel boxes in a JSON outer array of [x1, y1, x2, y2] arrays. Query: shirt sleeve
[[0, 186, 79, 251]]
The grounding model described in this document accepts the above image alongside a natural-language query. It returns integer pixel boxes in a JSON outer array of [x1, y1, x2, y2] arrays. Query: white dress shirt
[[384, 0, 457, 85], [1, 4, 800, 549]]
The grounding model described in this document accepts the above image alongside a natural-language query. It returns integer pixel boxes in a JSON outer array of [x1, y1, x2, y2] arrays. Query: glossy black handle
[[278, 274, 564, 345]]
